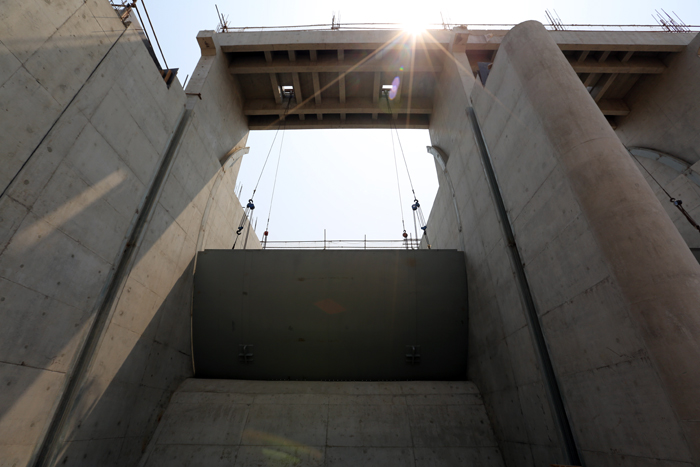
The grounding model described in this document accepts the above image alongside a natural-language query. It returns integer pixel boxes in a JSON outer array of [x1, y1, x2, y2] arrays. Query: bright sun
[[402, 21, 427, 35]]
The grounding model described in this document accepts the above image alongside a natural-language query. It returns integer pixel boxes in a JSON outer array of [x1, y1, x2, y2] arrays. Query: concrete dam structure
[[2, 1, 700, 466]]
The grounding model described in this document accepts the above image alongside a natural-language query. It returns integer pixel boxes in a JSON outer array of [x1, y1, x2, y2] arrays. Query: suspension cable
[[390, 121, 409, 247], [383, 92, 431, 249], [629, 149, 700, 234], [233, 99, 291, 249], [250, 98, 292, 199], [263, 113, 289, 248]]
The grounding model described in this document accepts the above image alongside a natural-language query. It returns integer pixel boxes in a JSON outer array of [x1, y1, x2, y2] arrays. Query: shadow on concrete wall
[[0, 129, 230, 465], [50, 259, 195, 466]]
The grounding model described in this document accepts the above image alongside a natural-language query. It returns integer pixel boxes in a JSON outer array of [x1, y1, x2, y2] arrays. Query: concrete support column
[[475, 20, 700, 464], [428, 48, 568, 465]]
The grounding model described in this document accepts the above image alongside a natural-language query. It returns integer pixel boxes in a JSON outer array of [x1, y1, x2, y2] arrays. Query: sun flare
[[402, 20, 428, 35]]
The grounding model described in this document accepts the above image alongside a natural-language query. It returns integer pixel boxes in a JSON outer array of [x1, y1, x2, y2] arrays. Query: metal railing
[[263, 239, 422, 250], [216, 22, 700, 33]]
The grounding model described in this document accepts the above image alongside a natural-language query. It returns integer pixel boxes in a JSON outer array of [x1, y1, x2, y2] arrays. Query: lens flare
[[389, 76, 400, 100]]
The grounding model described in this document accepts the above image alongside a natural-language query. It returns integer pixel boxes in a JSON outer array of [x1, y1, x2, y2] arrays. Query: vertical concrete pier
[[428, 19, 700, 466]]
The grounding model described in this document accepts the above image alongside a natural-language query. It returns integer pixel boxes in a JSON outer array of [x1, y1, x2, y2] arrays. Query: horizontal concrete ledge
[[178, 379, 481, 395], [211, 29, 692, 55], [216, 29, 454, 52], [462, 29, 693, 51], [469, 56, 668, 74], [229, 54, 442, 74], [243, 97, 433, 116], [471, 57, 666, 75], [247, 113, 430, 130], [598, 98, 630, 116], [569, 56, 666, 74], [550, 29, 694, 51]]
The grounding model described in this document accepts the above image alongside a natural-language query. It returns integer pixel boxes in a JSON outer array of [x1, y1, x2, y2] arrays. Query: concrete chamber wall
[[426, 20, 700, 467], [0, 2, 257, 465], [616, 33, 700, 166], [614, 32, 700, 250], [630, 155, 700, 249]]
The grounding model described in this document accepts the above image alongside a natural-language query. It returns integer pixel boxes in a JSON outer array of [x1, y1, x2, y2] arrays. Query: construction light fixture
[[281, 85, 294, 98]]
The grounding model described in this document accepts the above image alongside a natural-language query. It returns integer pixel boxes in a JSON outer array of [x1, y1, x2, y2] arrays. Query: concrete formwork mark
[[32, 107, 194, 467], [0, 25, 129, 203]]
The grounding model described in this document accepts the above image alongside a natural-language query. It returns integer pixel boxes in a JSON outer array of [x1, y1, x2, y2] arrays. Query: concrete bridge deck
[[204, 28, 696, 129]]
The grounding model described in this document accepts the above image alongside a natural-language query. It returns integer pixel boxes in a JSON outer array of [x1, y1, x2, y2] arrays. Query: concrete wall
[[631, 156, 700, 249], [426, 45, 566, 466], [140, 379, 505, 467], [427, 20, 700, 467], [613, 33, 700, 251], [616, 33, 700, 165], [0, 3, 256, 465]]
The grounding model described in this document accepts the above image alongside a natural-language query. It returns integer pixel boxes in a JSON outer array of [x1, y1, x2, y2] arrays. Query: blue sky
[[139, 0, 699, 244]]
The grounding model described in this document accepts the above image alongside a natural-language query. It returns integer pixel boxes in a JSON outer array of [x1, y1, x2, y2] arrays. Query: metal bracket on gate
[[239, 344, 254, 363], [405, 345, 421, 365]]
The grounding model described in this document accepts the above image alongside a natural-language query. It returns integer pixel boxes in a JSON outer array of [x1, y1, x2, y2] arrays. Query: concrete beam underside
[[216, 28, 692, 130]]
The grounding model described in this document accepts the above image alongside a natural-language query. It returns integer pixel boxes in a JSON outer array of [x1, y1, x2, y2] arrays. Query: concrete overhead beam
[[549, 30, 693, 51], [243, 97, 433, 115], [593, 73, 618, 102], [570, 57, 666, 74], [583, 72, 600, 87], [312, 72, 321, 103], [292, 72, 304, 120], [339, 74, 346, 103], [597, 98, 630, 116], [216, 29, 454, 52], [247, 113, 430, 130], [228, 54, 442, 74], [339, 72, 346, 120], [312, 71, 322, 119], [268, 73, 281, 104], [471, 56, 667, 74], [210, 29, 691, 56], [460, 30, 691, 52]]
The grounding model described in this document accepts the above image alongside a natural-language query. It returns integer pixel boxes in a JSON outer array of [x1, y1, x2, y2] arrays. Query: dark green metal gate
[[192, 249, 468, 380]]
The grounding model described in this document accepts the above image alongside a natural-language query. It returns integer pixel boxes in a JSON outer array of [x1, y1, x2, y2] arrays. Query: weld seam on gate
[[467, 103, 582, 466]]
